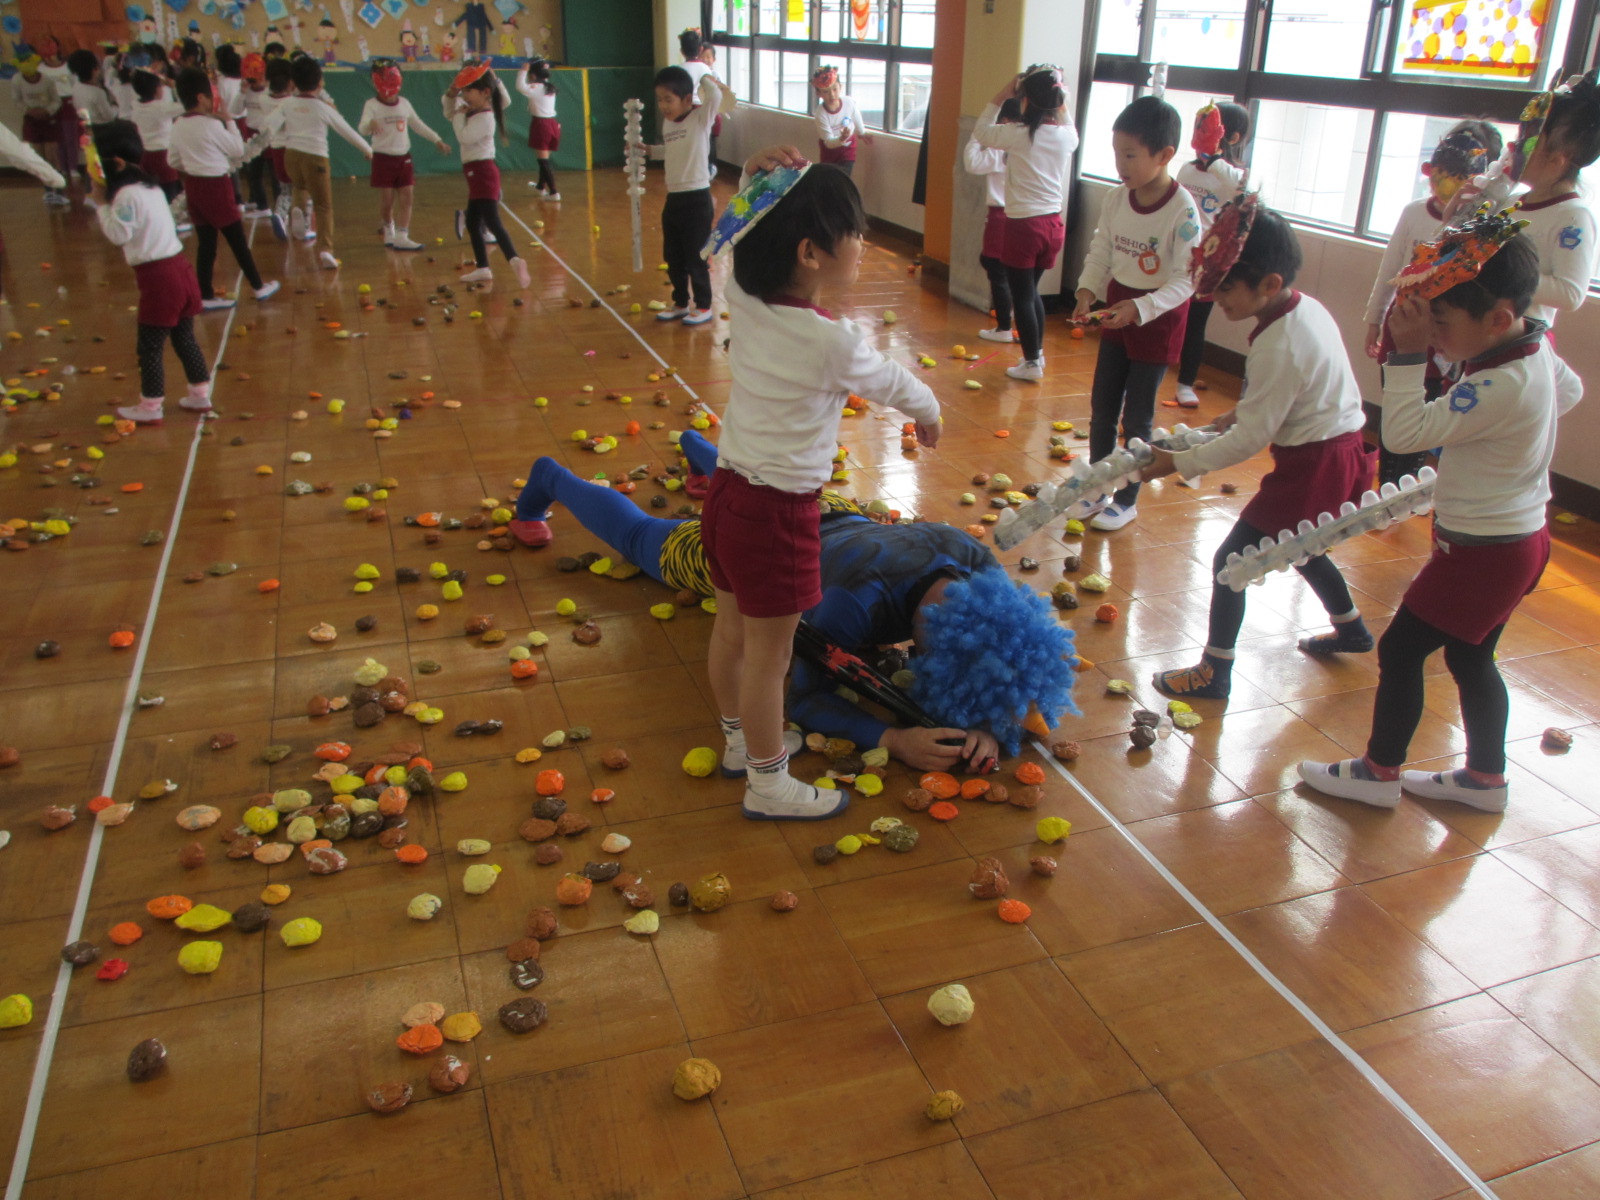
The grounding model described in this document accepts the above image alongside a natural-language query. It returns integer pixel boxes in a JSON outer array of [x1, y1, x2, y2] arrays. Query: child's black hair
[[1542, 71, 1600, 174], [1431, 119, 1502, 177], [93, 119, 153, 199], [1113, 95, 1182, 156], [216, 44, 241, 78], [655, 65, 693, 100], [1018, 68, 1067, 141], [130, 70, 163, 103], [679, 28, 703, 61], [462, 73, 505, 136], [290, 55, 322, 93], [66, 49, 99, 83], [526, 55, 554, 95], [266, 57, 293, 93], [175, 67, 211, 111], [1223, 206, 1303, 289], [264, 41, 287, 59], [732, 164, 867, 301], [997, 97, 1024, 123], [179, 38, 206, 69], [1214, 101, 1251, 166], [1435, 234, 1540, 319]]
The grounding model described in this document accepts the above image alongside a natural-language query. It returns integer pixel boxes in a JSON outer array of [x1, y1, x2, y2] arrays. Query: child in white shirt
[[963, 98, 1021, 343], [12, 53, 69, 205], [702, 146, 941, 821], [360, 60, 450, 251], [1172, 100, 1249, 408], [811, 64, 870, 178], [1507, 75, 1600, 328], [90, 120, 212, 425], [65, 50, 117, 128], [0, 122, 67, 296], [1074, 94, 1200, 531], [128, 69, 184, 202], [444, 65, 530, 288], [238, 52, 274, 213], [651, 65, 734, 325], [517, 56, 561, 199]]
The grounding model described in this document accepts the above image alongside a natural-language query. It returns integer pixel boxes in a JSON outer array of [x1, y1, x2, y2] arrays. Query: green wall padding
[[561, 0, 655, 67]]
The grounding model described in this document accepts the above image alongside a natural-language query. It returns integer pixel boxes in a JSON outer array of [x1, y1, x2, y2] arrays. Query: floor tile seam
[[4, 251, 256, 1200], [1030, 736, 1504, 1200], [1485, 847, 1600, 932]]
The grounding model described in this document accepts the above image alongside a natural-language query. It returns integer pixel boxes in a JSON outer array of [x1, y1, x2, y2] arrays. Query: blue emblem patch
[[1559, 225, 1584, 250], [1447, 379, 1488, 414]]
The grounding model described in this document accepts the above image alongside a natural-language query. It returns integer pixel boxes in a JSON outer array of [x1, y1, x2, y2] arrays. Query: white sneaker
[[389, 230, 423, 251], [742, 775, 852, 822], [1401, 769, 1509, 812], [318, 251, 340, 270], [656, 306, 690, 322], [254, 280, 281, 301], [1299, 759, 1401, 809], [179, 384, 212, 412], [459, 266, 493, 283], [290, 206, 307, 239], [454, 209, 466, 240], [175, 222, 193, 235], [682, 308, 715, 326], [1175, 383, 1200, 408], [544, 192, 560, 202], [483, 229, 497, 245], [117, 398, 165, 424], [1006, 359, 1044, 381], [721, 730, 804, 778], [978, 327, 1017, 343], [511, 257, 531, 289], [381, 223, 395, 247], [1090, 502, 1138, 531], [202, 297, 236, 311], [43, 189, 70, 207]]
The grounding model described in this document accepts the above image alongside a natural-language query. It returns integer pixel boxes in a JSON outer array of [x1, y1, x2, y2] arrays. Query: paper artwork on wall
[[359, 0, 382, 27]]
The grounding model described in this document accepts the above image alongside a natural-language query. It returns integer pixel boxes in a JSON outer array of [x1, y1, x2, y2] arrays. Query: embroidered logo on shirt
[[1447, 378, 1488, 414], [1178, 219, 1199, 244], [1136, 234, 1161, 275], [1558, 224, 1584, 250]]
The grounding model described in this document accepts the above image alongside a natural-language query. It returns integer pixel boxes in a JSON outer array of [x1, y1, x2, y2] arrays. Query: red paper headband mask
[[372, 62, 402, 101]]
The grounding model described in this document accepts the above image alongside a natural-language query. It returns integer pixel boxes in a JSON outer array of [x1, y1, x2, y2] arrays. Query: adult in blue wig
[[510, 430, 1079, 774]]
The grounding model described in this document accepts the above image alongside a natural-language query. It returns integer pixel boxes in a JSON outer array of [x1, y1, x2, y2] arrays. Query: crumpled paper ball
[[408, 893, 443, 921], [440, 1012, 483, 1042], [280, 917, 323, 947], [0, 994, 33, 1028], [968, 857, 1009, 900], [177, 940, 223, 974], [672, 1057, 721, 1100], [1036, 817, 1072, 844], [689, 872, 731, 912], [173, 903, 232, 933], [681, 747, 718, 777], [554, 873, 593, 905], [884, 824, 920, 853], [925, 1090, 965, 1121], [927, 983, 974, 1026], [463, 863, 502, 894], [624, 909, 660, 935]]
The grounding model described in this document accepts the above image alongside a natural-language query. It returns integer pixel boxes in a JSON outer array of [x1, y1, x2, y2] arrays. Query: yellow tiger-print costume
[[657, 492, 866, 596]]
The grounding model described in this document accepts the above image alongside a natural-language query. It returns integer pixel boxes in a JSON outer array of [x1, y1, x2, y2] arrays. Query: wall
[[651, 0, 700, 72], [715, 103, 926, 237], [920, 0, 967, 267], [562, 0, 652, 67]]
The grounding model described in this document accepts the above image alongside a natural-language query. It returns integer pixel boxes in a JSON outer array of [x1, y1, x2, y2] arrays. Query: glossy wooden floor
[[2, 166, 1599, 1200]]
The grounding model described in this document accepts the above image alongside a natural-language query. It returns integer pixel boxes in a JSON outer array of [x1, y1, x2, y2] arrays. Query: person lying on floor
[[510, 430, 1078, 774]]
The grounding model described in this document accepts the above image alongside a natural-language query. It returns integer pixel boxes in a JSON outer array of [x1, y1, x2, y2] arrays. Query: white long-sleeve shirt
[[1382, 325, 1581, 537], [814, 95, 865, 151], [442, 74, 513, 164], [972, 103, 1077, 220], [254, 92, 368, 158], [70, 80, 117, 126], [97, 182, 183, 266], [1175, 157, 1246, 235], [360, 96, 444, 156], [240, 85, 270, 130], [963, 137, 1006, 208], [40, 63, 73, 103], [217, 75, 242, 120], [515, 73, 557, 118], [109, 76, 137, 119], [1365, 195, 1446, 326], [167, 111, 244, 178], [720, 279, 941, 494], [12, 73, 62, 117], [131, 95, 182, 152], [1172, 293, 1365, 478], [1077, 180, 1201, 325], [1515, 190, 1599, 327], [0, 122, 65, 187], [653, 73, 728, 193]]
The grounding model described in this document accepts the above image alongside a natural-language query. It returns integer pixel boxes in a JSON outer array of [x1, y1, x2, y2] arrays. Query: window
[[704, 0, 933, 137], [1366, 111, 1519, 238], [1151, 1, 1248, 70], [1250, 100, 1374, 228], [1097, 0, 1143, 56], [1261, 0, 1373, 79], [1081, 81, 1134, 182]]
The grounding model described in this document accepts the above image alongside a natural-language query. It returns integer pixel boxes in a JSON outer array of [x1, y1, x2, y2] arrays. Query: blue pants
[[514, 430, 718, 585]]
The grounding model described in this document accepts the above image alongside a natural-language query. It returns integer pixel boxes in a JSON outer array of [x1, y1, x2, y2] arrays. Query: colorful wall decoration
[[1399, 0, 1553, 80]]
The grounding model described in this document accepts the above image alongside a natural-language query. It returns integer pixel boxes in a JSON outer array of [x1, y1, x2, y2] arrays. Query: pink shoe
[[684, 473, 710, 500], [509, 518, 552, 547]]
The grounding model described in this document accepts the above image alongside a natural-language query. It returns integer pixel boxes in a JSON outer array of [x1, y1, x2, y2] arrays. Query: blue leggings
[[514, 430, 719, 585]]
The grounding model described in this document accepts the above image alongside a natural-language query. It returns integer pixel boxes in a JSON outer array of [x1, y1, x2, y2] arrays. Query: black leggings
[[138, 318, 210, 398], [536, 158, 557, 194], [196, 221, 263, 298], [466, 198, 517, 267], [1178, 298, 1213, 387], [1004, 265, 1046, 361], [244, 155, 270, 210], [980, 254, 1013, 332], [1088, 338, 1166, 508], [1208, 519, 1355, 651], [662, 188, 714, 310], [160, 178, 182, 205], [1368, 604, 1508, 775]]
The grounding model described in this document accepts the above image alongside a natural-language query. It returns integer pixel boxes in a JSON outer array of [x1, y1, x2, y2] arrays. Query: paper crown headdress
[[1393, 201, 1528, 300], [703, 161, 812, 260], [241, 51, 266, 81], [1190, 192, 1260, 300], [1428, 127, 1495, 179], [453, 58, 491, 90], [811, 64, 838, 90]]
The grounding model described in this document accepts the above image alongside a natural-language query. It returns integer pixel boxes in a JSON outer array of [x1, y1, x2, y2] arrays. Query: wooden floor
[[2, 166, 1600, 1200]]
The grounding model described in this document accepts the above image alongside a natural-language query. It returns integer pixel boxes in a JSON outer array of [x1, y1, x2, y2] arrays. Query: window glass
[[819, 0, 846, 41], [845, 0, 886, 43], [756, 48, 781, 108], [1081, 81, 1135, 180], [1249, 99, 1374, 228], [847, 55, 887, 128], [895, 61, 931, 134], [1262, 1, 1372, 79], [1365, 111, 1518, 238], [1160, 88, 1228, 160], [711, 0, 728, 35], [1097, 0, 1143, 56], [781, 50, 813, 113], [899, 0, 936, 49], [731, 0, 752, 35], [1151, 1, 1247, 69], [1394, 0, 1557, 81], [724, 45, 752, 101], [756, 0, 783, 36]]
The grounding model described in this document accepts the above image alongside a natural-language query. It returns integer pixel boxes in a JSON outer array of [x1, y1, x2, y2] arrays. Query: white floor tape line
[[1034, 738, 1501, 1200], [498, 202, 703, 404], [4, 252, 253, 1200]]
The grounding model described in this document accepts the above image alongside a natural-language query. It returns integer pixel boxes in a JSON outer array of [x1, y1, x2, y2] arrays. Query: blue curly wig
[[908, 569, 1079, 755]]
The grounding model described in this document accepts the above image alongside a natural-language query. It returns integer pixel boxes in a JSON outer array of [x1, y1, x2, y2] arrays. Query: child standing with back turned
[[1075, 94, 1201, 532], [703, 147, 941, 821]]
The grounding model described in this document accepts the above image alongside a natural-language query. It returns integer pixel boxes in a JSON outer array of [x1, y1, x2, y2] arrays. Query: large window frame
[[701, 0, 936, 137], [1087, 0, 1600, 240]]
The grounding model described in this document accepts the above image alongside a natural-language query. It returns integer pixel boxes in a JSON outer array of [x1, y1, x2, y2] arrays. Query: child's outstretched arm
[[0, 123, 65, 188], [826, 328, 940, 447]]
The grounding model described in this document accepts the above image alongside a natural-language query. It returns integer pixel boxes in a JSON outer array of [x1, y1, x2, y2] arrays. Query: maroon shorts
[[819, 141, 856, 165], [1000, 213, 1064, 271], [269, 147, 289, 185], [183, 174, 240, 229], [1102, 277, 1190, 365], [1403, 526, 1551, 645], [237, 121, 254, 142], [133, 253, 203, 328], [464, 159, 501, 202], [141, 149, 178, 184], [21, 112, 57, 143], [527, 117, 561, 152], [981, 205, 1006, 260], [371, 152, 415, 189], [701, 467, 823, 619], [1241, 431, 1376, 536]]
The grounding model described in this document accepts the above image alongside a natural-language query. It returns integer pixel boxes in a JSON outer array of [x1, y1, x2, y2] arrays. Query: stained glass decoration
[[1399, 0, 1554, 80]]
